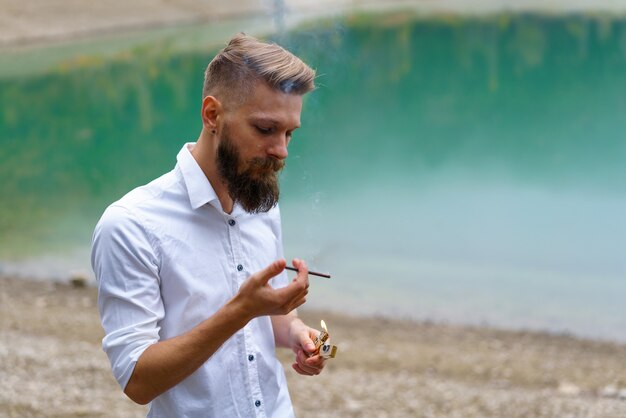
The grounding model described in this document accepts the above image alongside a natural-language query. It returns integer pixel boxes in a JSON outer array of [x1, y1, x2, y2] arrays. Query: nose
[[266, 134, 289, 160]]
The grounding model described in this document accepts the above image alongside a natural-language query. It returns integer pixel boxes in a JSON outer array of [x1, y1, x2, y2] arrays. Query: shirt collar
[[177, 143, 219, 210]]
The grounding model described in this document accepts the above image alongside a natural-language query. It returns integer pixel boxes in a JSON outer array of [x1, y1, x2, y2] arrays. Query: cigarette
[[285, 266, 331, 278]]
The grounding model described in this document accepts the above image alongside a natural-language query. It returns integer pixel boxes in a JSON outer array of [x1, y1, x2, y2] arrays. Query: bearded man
[[91, 33, 324, 417]]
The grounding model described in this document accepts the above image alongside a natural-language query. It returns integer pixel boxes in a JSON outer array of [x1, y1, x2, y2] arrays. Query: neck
[[191, 128, 234, 214]]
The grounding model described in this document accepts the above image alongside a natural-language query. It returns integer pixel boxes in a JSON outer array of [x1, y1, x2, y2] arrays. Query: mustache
[[247, 157, 285, 174]]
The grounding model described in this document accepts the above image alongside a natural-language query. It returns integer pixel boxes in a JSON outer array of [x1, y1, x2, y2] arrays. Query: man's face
[[216, 81, 303, 213]]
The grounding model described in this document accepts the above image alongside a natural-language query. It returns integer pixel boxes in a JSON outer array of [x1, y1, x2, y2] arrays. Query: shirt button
[[248, 354, 255, 362], [255, 400, 261, 408], [228, 219, 236, 226], [237, 264, 243, 272]]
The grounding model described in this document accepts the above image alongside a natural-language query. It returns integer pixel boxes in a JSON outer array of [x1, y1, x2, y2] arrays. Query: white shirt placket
[[227, 214, 266, 418]]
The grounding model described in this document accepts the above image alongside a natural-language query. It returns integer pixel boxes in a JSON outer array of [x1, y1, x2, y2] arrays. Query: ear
[[201, 96, 222, 130]]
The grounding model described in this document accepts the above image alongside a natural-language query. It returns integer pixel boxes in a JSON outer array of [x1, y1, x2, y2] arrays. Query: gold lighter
[[312, 320, 337, 359]]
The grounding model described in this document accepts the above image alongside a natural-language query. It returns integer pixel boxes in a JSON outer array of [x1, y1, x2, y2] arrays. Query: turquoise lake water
[[1, 14, 625, 340]]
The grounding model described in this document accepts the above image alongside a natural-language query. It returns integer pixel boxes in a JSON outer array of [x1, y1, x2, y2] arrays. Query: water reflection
[[1, 14, 625, 339]]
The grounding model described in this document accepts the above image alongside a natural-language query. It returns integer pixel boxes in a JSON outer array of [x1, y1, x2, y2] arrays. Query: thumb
[[253, 259, 286, 286], [300, 330, 317, 354]]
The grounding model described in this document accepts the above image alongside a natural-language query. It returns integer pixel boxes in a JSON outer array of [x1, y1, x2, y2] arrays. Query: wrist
[[224, 294, 256, 326], [287, 316, 307, 346]]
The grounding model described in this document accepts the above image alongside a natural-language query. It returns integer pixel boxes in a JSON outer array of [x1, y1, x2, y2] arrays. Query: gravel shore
[[2, 276, 626, 417]]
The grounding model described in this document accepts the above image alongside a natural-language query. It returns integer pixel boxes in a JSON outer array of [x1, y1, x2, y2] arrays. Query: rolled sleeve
[[91, 204, 164, 390]]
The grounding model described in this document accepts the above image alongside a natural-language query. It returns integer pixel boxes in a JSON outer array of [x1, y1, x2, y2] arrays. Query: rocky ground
[[2, 276, 626, 417]]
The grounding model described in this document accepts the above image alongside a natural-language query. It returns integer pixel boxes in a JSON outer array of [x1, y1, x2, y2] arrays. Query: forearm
[[125, 298, 252, 404], [271, 310, 302, 348]]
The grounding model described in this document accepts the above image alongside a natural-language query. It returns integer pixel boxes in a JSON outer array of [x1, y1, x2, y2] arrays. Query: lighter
[[312, 320, 337, 359]]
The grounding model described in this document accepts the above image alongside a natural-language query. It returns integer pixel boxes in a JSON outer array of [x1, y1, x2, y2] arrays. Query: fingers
[[248, 258, 310, 316], [307, 328, 320, 350], [292, 363, 309, 375], [297, 328, 317, 355], [292, 349, 325, 376], [274, 260, 309, 311], [252, 259, 286, 286], [291, 258, 309, 284], [274, 287, 307, 314], [280, 258, 309, 292], [238, 259, 311, 318]]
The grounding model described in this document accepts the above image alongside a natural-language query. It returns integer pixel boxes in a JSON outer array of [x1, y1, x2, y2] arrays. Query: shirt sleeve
[[91, 204, 164, 390]]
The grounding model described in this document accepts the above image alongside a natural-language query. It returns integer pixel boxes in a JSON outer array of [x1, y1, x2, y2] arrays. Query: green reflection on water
[[281, 13, 626, 193], [1, 13, 624, 255], [1, 51, 206, 255], [1, 13, 626, 339]]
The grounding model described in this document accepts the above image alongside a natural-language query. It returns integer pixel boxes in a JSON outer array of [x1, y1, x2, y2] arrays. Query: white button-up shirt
[[91, 143, 295, 418]]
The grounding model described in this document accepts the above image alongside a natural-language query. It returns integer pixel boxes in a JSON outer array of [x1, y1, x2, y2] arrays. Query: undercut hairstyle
[[203, 33, 316, 108]]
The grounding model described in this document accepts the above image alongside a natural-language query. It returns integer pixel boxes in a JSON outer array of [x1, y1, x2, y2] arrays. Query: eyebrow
[[248, 116, 301, 130]]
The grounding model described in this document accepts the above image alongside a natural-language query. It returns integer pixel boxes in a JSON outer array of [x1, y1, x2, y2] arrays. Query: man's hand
[[289, 324, 326, 376], [234, 258, 309, 319], [241, 259, 325, 376]]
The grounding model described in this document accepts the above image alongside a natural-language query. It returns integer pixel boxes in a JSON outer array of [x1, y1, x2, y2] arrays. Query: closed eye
[[255, 126, 274, 135]]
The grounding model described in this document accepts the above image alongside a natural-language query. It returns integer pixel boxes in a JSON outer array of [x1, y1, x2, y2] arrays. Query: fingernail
[[306, 343, 315, 351]]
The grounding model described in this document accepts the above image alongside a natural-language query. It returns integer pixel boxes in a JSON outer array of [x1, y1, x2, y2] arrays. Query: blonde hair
[[203, 33, 316, 107]]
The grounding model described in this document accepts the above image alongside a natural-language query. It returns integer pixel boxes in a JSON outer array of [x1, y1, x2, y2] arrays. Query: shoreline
[[2, 275, 626, 417], [2, 2, 625, 80], [2, 0, 626, 50], [3, 266, 626, 345]]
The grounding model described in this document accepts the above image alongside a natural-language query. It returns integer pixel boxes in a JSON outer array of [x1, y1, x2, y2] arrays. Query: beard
[[216, 126, 284, 213]]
